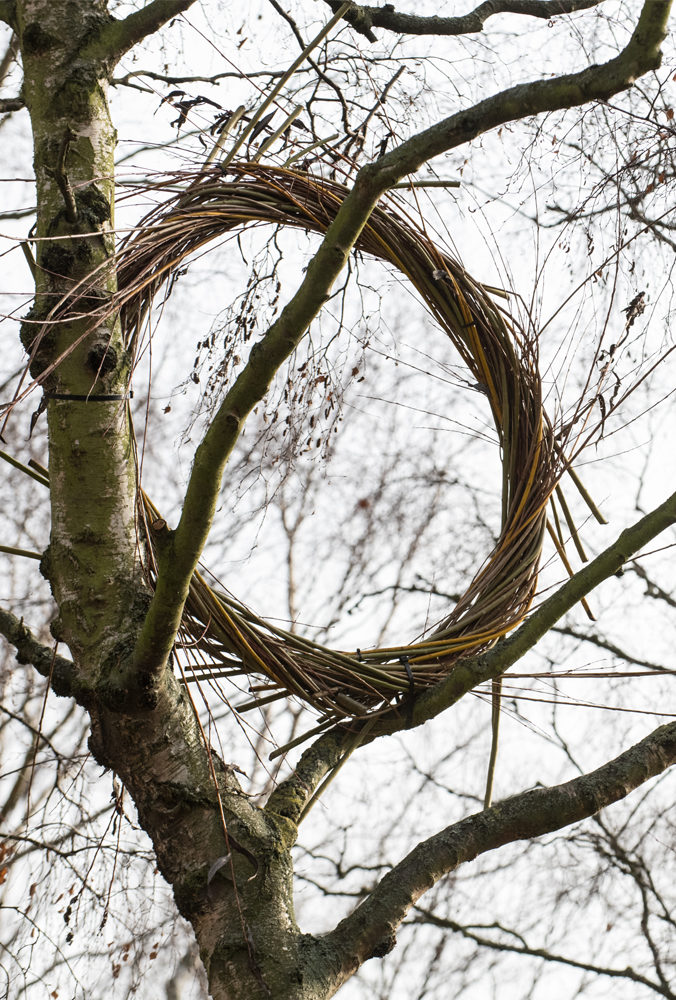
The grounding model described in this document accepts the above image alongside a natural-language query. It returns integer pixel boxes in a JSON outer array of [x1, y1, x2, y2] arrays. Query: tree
[[0, 2, 675, 998]]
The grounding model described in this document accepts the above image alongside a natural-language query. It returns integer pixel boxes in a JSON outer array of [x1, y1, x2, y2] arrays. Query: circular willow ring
[[115, 163, 574, 725]]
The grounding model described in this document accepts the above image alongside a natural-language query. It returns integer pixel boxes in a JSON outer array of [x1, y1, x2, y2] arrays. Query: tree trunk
[[14, 3, 343, 996], [18, 0, 142, 679]]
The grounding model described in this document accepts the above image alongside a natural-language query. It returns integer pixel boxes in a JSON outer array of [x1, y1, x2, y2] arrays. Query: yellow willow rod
[[221, 2, 352, 168], [454, 285, 500, 411], [410, 630, 520, 664], [554, 484, 588, 562], [374, 624, 505, 657], [546, 520, 594, 621], [499, 415, 544, 542], [216, 605, 274, 678]]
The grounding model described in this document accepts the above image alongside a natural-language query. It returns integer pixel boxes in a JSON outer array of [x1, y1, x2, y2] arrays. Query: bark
[[17, 0, 142, 683], [325, 0, 602, 42], [88, 674, 315, 1000]]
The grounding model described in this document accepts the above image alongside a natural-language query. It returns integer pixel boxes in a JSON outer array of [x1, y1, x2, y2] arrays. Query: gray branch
[[326, 721, 676, 970], [0, 95, 22, 112], [88, 0, 199, 65], [413, 909, 673, 998], [0, 607, 84, 704], [327, 0, 602, 42]]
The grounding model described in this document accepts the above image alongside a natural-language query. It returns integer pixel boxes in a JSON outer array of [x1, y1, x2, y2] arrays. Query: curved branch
[[325, 721, 676, 972], [89, 0, 199, 65], [327, 0, 602, 42], [0, 607, 83, 703], [364, 0, 670, 186]]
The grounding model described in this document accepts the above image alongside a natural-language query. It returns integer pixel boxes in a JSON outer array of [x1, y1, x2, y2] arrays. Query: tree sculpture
[[0, 2, 674, 998]]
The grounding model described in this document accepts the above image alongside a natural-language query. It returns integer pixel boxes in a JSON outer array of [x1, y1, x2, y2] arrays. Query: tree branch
[[89, 0, 198, 65], [0, 95, 22, 112], [0, 28, 18, 88], [552, 625, 673, 674], [327, 0, 602, 42], [631, 562, 676, 609], [130, 0, 671, 680], [0, 607, 84, 704], [266, 728, 347, 825], [412, 910, 673, 998], [270, 487, 676, 824], [361, 0, 670, 187], [398, 488, 676, 733], [325, 721, 676, 971]]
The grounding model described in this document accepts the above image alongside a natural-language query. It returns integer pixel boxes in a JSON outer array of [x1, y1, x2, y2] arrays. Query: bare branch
[[413, 910, 673, 998], [326, 721, 676, 971], [326, 0, 603, 42], [631, 562, 676, 609], [112, 67, 288, 90], [0, 95, 22, 111], [0, 28, 18, 87], [552, 625, 673, 674], [90, 0, 199, 65], [0, 608, 81, 703], [362, 1, 670, 185]]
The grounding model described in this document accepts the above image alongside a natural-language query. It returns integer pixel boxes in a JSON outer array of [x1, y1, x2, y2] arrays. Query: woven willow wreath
[[113, 163, 587, 727]]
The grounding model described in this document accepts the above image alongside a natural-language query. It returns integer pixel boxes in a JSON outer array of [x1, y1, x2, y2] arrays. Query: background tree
[[0, 2, 675, 999]]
